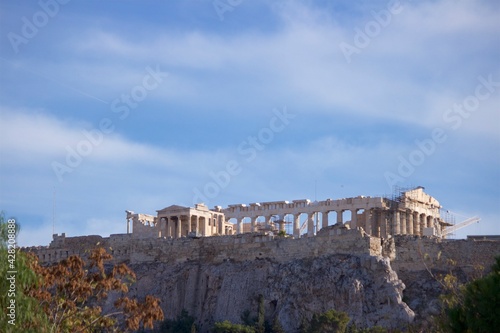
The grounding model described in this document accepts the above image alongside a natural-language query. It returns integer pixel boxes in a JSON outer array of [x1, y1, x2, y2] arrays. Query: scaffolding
[[440, 209, 456, 238]]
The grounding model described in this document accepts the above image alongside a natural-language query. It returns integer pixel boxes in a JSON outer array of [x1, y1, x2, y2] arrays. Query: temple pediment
[[157, 204, 189, 212]]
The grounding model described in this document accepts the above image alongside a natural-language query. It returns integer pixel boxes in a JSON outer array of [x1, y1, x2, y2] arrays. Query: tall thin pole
[[314, 180, 317, 201], [314, 180, 318, 234], [52, 187, 56, 235]]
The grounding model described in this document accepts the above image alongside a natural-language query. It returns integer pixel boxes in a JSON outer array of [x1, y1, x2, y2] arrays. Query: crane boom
[[299, 219, 308, 233], [442, 216, 480, 236], [299, 212, 321, 234]]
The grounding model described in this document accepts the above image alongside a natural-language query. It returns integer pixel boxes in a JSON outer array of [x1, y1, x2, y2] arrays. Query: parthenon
[[126, 187, 452, 239]]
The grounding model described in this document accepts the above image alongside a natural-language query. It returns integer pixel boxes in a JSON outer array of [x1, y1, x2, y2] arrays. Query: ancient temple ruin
[[126, 203, 234, 238], [127, 187, 453, 239]]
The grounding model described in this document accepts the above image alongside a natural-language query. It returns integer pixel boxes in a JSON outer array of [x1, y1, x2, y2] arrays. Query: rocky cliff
[[27, 230, 500, 331], [124, 253, 414, 332]]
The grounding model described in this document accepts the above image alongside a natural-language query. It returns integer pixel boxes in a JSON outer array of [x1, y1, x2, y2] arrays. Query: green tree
[[0, 213, 50, 332], [212, 320, 256, 333], [271, 316, 285, 333], [159, 309, 197, 333], [442, 256, 500, 332], [256, 294, 265, 333], [240, 309, 255, 327], [1, 213, 164, 332], [303, 309, 350, 333]]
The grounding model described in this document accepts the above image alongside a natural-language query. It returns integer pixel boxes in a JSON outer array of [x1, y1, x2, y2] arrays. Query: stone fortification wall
[[390, 235, 500, 273], [127, 228, 380, 264], [50, 233, 105, 249], [385, 235, 500, 326], [25, 228, 380, 265], [24, 230, 500, 274], [24, 234, 107, 263]]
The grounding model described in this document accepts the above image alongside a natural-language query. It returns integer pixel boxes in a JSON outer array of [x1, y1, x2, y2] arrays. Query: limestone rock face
[[126, 254, 414, 332]]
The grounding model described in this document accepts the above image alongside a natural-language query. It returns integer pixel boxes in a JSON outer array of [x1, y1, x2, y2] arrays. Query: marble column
[[307, 213, 315, 237], [293, 214, 301, 238], [167, 217, 172, 237], [322, 211, 329, 229], [350, 209, 358, 229], [400, 211, 407, 234], [407, 211, 414, 235], [336, 210, 344, 225], [252, 216, 258, 233], [420, 214, 426, 235], [373, 210, 380, 237], [187, 216, 192, 234], [176, 217, 181, 238], [365, 209, 373, 235], [393, 211, 401, 235], [238, 218, 244, 234], [160, 218, 166, 237], [412, 212, 419, 235], [379, 211, 387, 238]]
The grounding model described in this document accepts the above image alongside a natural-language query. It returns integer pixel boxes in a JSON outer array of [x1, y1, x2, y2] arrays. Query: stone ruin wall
[[24, 228, 500, 275], [389, 235, 500, 274], [130, 213, 158, 239], [25, 228, 380, 265]]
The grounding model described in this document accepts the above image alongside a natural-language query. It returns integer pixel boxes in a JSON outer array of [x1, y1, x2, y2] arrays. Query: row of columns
[[233, 208, 438, 238], [234, 209, 354, 238], [159, 215, 227, 238], [295, 209, 353, 237], [366, 209, 437, 238]]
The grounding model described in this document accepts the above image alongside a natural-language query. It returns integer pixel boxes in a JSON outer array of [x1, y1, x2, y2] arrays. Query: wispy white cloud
[[0, 107, 182, 167], [18, 0, 491, 136]]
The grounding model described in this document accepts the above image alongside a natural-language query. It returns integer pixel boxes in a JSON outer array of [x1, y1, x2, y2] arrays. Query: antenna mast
[[314, 180, 317, 201], [52, 187, 56, 235]]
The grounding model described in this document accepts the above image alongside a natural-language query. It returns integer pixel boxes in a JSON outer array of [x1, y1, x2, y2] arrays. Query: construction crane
[[442, 216, 480, 237], [298, 212, 319, 235]]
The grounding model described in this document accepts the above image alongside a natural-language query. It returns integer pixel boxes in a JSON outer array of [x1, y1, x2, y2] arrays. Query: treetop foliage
[[0, 212, 164, 333]]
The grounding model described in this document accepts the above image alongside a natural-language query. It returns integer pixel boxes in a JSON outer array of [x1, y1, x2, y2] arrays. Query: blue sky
[[0, 0, 499, 246]]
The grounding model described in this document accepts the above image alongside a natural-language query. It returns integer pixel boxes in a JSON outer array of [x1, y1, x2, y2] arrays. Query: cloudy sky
[[0, 0, 499, 246]]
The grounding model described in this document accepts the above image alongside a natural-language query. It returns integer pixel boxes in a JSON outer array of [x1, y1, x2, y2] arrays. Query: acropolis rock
[[123, 254, 414, 332], [23, 187, 500, 332]]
